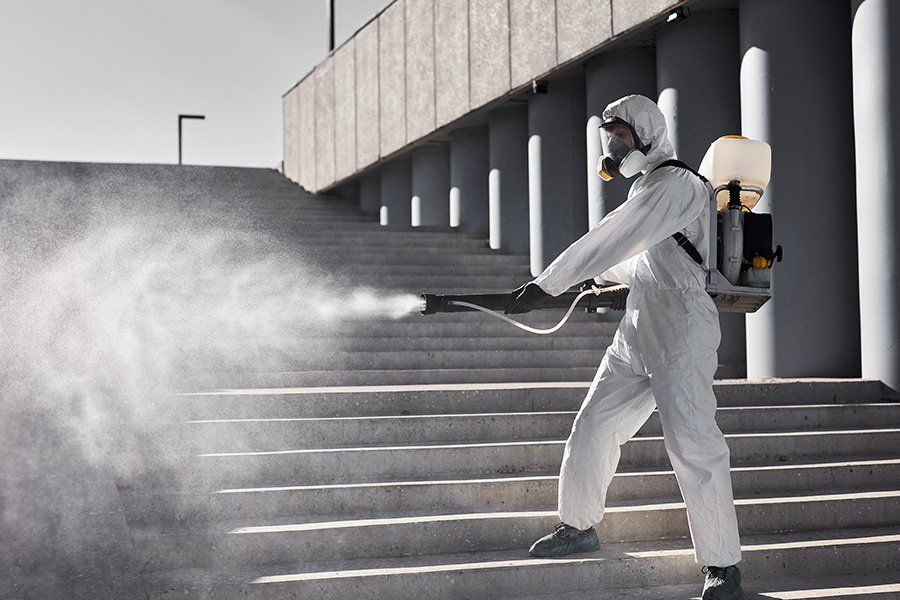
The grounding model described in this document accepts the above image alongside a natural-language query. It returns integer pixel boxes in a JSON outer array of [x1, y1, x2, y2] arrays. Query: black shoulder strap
[[651, 159, 706, 267], [651, 158, 709, 182]]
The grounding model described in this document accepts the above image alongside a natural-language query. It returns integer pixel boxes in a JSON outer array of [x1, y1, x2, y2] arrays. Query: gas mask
[[597, 119, 649, 181]]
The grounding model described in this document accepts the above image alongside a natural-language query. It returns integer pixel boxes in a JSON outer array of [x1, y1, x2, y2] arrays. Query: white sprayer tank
[[699, 135, 772, 211], [699, 135, 773, 286]]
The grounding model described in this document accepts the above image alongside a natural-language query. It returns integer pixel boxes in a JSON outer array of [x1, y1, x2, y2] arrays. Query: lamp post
[[327, 0, 335, 51], [178, 114, 205, 165]]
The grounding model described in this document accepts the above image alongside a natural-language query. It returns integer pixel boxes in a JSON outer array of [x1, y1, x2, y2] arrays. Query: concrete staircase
[[8, 162, 895, 597], [108, 167, 898, 599]]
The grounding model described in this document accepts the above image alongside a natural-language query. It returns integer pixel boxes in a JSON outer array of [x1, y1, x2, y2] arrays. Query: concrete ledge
[[285, 0, 689, 192]]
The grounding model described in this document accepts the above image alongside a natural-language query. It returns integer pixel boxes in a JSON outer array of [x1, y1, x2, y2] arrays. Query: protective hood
[[602, 94, 676, 173]]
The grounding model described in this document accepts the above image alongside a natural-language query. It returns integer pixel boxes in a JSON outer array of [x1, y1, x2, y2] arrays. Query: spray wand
[[418, 283, 629, 335]]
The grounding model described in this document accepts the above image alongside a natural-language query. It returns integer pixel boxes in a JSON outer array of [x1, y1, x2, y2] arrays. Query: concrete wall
[[282, 87, 299, 182], [509, 0, 557, 88], [557, 0, 613, 64], [355, 20, 380, 168], [469, 0, 511, 108], [286, 0, 687, 192], [435, 0, 469, 128], [406, 0, 436, 143], [379, 0, 407, 158], [314, 56, 336, 190], [297, 76, 316, 192], [334, 40, 357, 182]]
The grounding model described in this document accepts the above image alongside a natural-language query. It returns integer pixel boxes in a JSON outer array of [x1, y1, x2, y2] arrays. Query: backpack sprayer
[[419, 136, 781, 333]]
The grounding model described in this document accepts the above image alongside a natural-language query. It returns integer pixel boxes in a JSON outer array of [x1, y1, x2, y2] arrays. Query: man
[[505, 95, 743, 600]]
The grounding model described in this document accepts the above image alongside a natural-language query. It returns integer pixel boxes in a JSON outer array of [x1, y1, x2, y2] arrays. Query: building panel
[[405, 0, 436, 143], [297, 75, 317, 191], [282, 87, 299, 182], [334, 40, 357, 181], [355, 19, 380, 169], [509, 0, 556, 88], [469, 0, 511, 108], [557, 0, 613, 64], [314, 57, 336, 190], [435, 0, 470, 128], [379, 1, 407, 157]]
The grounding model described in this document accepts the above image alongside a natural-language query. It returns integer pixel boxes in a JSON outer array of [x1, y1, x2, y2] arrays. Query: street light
[[178, 114, 205, 165], [327, 0, 335, 51]]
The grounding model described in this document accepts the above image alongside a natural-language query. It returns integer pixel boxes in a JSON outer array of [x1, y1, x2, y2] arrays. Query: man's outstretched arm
[[533, 171, 706, 296]]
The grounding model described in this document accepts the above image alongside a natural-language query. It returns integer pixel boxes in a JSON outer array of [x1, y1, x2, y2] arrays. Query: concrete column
[[585, 49, 656, 224], [488, 104, 530, 255], [657, 9, 746, 375], [740, 0, 860, 377], [528, 76, 589, 276], [358, 170, 381, 217], [450, 127, 490, 238], [851, 0, 900, 393], [332, 179, 359, 205], [379, 157, 412, 227], [411, 145, 451, 227]]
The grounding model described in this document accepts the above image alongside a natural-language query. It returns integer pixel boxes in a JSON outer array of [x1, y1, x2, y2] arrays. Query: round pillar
[[740, 0, 860, 377], [379, 157, 412, 227], [358, 170, 381, 216], [488, 104, 530, 255], [450, 126, 490, 237], [657, 9, 746, 375], [411, 145, 451, 227], [851, 0, 900, 393], [528, 76, 588, 277]]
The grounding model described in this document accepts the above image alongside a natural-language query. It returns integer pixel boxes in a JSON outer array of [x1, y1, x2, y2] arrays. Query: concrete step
[[188, 367, 602, 387], [122, 457, 900, 524], [323, 274, 534, 289], [320, 335, 611, 352], [338, 264, 531, 276], [173, 383, 604, 419], [391, 308, 611, 324], [190, 364, 771, 387], [280, 228, 485, 243], [245, 202, 358, 212], [171, 379, 886, 420], [290, 243, 500, 255], [245, 220, 445, 232], [277, 349, 609, 371], [510, 571, 900, 600], [138, 427, 900, 488], [141, 525, 900, 599], [178, 404, 900, 453], [317, 319, 615, 338], [318, 252, 529, 267], [131, 490, 900, 570], [234, 209, 373, 219]]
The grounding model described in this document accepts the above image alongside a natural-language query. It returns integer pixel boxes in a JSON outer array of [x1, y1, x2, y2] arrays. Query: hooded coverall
[[532, 95, 742, 568]]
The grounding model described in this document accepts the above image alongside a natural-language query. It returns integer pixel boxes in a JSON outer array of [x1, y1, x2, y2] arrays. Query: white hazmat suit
[[532, 95, 742, 568]]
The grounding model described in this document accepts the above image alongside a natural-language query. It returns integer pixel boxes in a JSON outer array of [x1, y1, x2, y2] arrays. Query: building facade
[[283, 0, 900, 392]]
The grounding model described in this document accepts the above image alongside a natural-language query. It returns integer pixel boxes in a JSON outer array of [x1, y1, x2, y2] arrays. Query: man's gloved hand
[[505, 282, 552, 315]]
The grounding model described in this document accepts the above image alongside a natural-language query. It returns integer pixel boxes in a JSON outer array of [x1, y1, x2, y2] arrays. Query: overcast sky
[[0, 0, 391, 167]]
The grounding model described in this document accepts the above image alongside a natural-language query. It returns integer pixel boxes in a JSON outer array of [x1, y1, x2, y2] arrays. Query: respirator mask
[[597, 118, 649, 181]]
